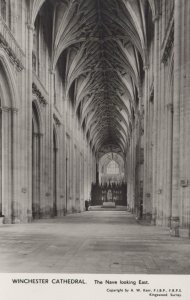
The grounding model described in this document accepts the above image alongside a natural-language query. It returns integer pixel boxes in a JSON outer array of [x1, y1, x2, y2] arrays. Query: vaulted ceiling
[[30, 0, 157, 157]]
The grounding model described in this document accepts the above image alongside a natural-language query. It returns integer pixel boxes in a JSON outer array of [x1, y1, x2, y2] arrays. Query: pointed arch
[[30, 0, 46, 26], [32, 99, 43, 134], [0, 50, 19, 108], [32, 100, 42, 219], [0, 51, 19, 223]]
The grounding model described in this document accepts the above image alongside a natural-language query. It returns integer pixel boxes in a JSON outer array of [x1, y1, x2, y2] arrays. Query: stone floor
[[0, 211, 190, 274]]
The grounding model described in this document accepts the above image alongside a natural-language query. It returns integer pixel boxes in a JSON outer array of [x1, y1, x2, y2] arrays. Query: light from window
[[107, 160, 119, 175]]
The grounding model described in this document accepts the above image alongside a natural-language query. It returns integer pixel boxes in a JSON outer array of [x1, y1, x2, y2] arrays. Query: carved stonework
[[0, 34, 24, 71], [53, 114, 61, 126], [161, 20, 174, 64], [0, 106, 18, 113], [149, 81, 154, 102], [32, 82, 47, 106], [33, 133, 43, 138], [0, 17, 24, 71]]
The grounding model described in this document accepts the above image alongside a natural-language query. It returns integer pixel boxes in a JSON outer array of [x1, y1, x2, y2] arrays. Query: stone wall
[[127, 0, 190, 237], [0, 0, 96, 223]]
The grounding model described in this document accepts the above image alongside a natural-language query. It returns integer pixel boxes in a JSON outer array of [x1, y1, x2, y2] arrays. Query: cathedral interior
[[0, 0, 190, 274]]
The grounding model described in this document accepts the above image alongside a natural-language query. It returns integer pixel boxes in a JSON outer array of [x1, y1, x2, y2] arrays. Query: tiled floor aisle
[[0, 211, 190, 274]]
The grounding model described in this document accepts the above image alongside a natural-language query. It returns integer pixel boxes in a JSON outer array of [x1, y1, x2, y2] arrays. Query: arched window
[[106, 160, 119, 175]]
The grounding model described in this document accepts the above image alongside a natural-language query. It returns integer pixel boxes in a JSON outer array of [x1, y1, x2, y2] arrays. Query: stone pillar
[[2, 108, 13, 223], [11, 107, 20, 223], [166, 103, 173, 227], [62, 98, 67, 214], [152, 15, 160, 225], [76, 147, 81, 212], [46, 71, 54, 218], [143, 66, 152, 219], [26, 23, 34, 222], [155, 15, 163, 226], [96, 161, 99, 184], [0, 110, 2, 216], [70, 114, 75, 211], [170, 0, 182, 237], [183, 0, 190, 231], [32, 133, 41, 219], [53, 143, 58, 216]]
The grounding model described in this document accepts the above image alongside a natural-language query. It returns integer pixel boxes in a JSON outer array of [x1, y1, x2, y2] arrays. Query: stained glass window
[[107, 160, 119, 175]]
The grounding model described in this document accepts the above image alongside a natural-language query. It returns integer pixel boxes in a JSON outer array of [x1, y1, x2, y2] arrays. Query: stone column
[[62, 97, 67, 214], [170, 0, 182, 237], [70, 114, 75, 211], [0, 110, 2, 216], [53, 144, 58, 216], [46, 71, 54, 218], [26, 23, 34, 222], [166, 103, 173, 227], [152, 15, 160, 225], [76, 147, 81, 212], [2, 107, 13, 223], [96, 161, 99, 184], [183, 0, 190, 231], [143, 66, 151, 219], [32, 132, 41, 219], [11, 107, 20, 223]]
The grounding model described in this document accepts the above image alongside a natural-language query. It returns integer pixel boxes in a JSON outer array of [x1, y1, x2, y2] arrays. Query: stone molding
[[0, 106, 18, 113], [149, 81, 154, 102], [0, 16, 24, 71], [32, 72, 49, 106], [161, 15, 174, 64], [32, 82, 48, 106], [26, 23, 35, 31], [53, 114, 61, 126]]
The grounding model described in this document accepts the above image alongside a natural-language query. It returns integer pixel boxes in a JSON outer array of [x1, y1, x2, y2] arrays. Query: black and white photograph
[[0, 0, 190, 299]]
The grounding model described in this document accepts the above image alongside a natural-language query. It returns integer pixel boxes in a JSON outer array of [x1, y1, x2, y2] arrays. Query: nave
[[0, 211, 190, 274], [0, 0, 190, 271]]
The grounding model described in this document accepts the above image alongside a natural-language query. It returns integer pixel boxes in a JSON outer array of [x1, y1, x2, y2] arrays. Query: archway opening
[[0, 58, 15, 223], [99, 153, 125, 185], [91, 153, 127, 206]]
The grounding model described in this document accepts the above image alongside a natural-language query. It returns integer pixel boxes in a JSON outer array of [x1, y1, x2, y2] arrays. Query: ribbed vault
[[31, 0, 157, 157]]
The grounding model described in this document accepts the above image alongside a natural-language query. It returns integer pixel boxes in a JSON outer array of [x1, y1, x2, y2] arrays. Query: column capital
[[0, 106, 19, 113], [143, 65, 149, 71], [49, 67, 55, 75], [33, 133, 43, 138], [11, 108, 19, 114], [27, 23, 35, 31]]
